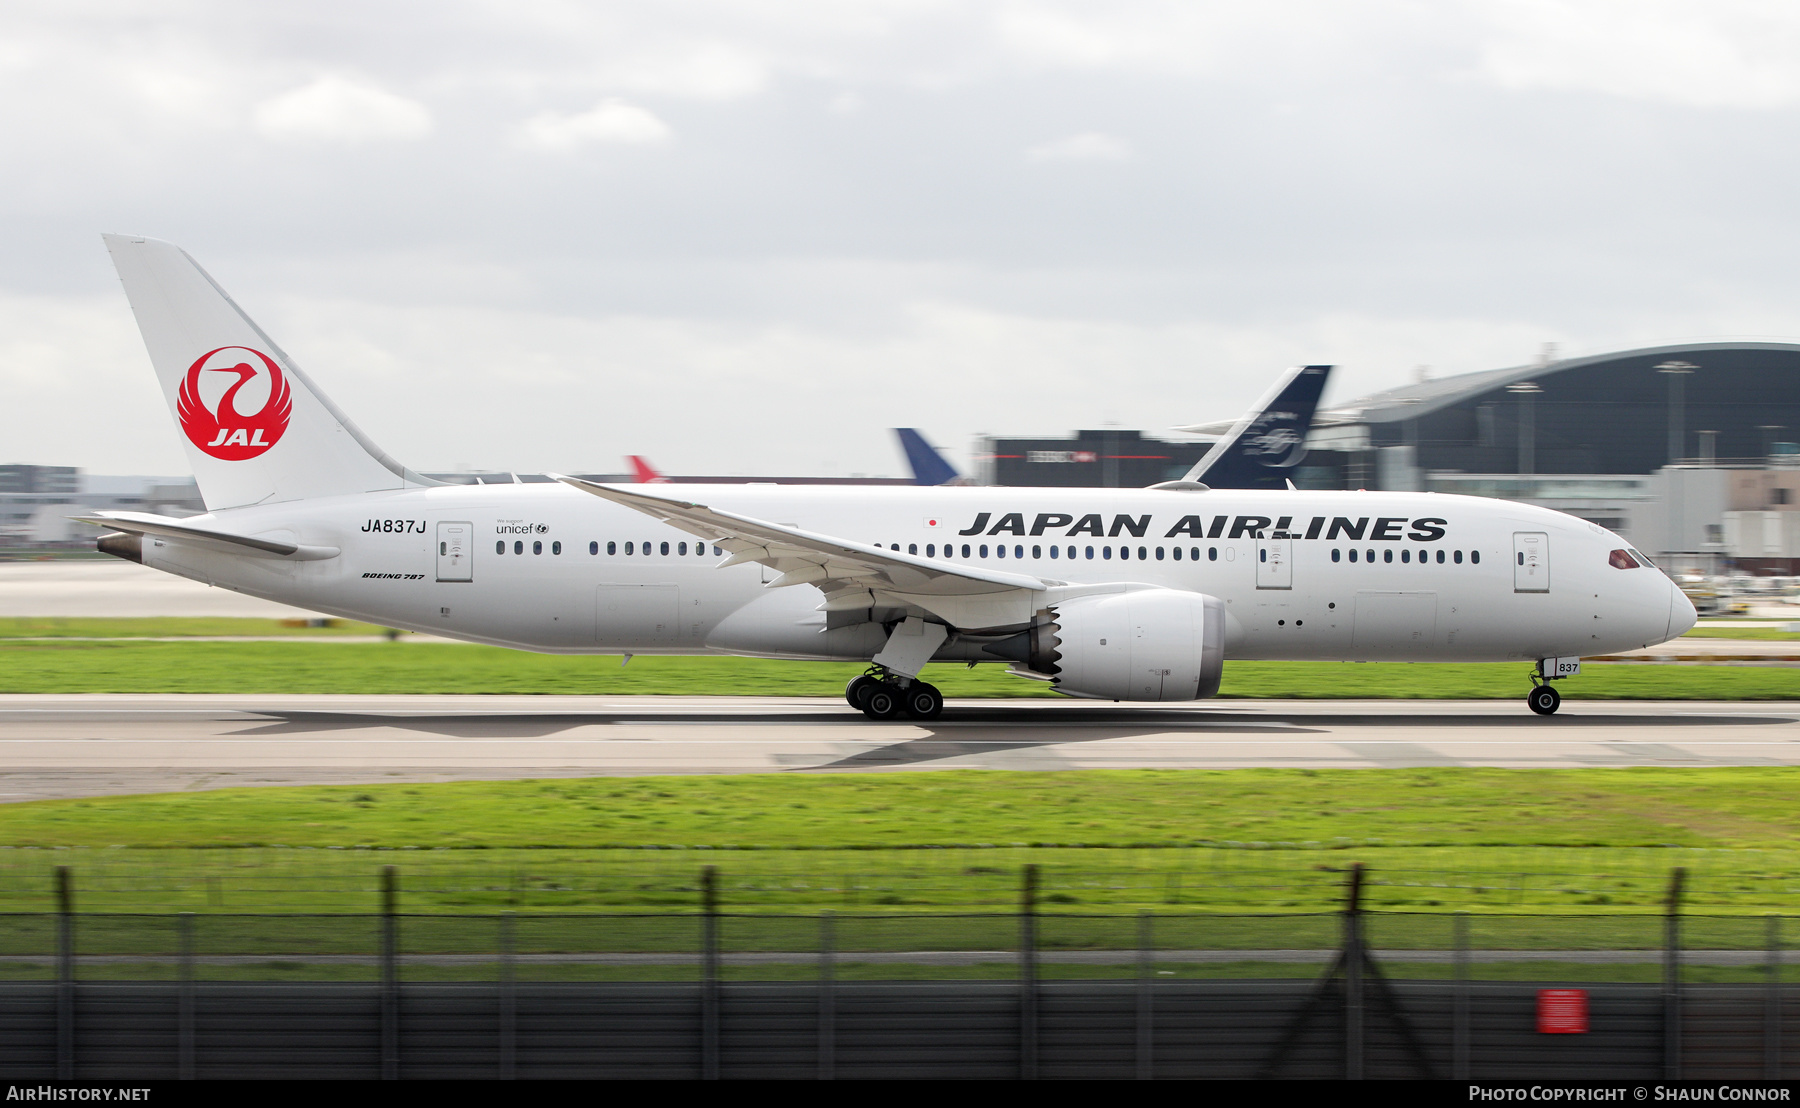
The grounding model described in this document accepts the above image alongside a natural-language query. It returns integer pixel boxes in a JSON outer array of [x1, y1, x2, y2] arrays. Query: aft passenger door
[[1255, 536, 1292, 589], [435, 521, 473, 582], [1513, 532, 1549, 593]]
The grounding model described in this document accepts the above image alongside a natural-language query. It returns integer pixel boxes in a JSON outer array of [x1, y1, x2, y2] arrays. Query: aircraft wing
[[71, 510, 341, 560], [551, 475, 1049, 629]]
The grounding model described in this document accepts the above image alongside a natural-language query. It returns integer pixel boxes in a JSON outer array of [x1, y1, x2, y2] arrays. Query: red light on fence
[[1537, 988, 1588, 1033]]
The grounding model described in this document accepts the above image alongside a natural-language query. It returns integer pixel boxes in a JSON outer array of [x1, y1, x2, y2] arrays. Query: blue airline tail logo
[[894, 428, 960, 486], [1186, 365, 1332, 489]]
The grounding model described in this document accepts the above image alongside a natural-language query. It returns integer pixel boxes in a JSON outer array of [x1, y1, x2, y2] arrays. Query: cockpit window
[[1628, 548, 1655, 568], [1608, 548, 1640, 569]]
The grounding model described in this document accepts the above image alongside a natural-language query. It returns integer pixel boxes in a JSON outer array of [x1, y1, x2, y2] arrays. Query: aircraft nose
[[1665, 577, 1697, 641]]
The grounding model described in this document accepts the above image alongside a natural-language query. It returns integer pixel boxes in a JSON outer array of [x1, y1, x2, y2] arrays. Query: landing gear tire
[[1528, 685, 1561, 716], [845, 675, 879, 712], [863, 686, 904, 720], [902, 682, 943, 721]]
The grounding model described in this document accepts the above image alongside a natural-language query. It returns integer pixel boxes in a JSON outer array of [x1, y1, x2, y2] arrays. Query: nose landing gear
[[1527, 683, 1561, 716], [1526, 656, 1580, 715]]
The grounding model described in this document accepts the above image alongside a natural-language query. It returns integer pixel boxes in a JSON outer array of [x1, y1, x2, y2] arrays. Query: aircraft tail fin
[[627, 455, 670, 483], [894, 428, 960, 486], [102, 234, 436, 512], [1181, 365, 1332, 489]]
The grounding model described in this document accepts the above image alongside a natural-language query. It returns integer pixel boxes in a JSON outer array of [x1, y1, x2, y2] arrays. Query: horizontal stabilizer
[[73, 510, 340, 560]]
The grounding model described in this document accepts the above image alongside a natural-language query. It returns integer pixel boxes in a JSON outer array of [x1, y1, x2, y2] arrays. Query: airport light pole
[[1506, 381, 1542, 477], [1656, 361, 1697, 465]]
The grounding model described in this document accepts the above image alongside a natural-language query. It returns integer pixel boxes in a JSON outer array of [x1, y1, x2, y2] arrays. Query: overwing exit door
[[1255, 536, 1292, 589], [436, 521, 473, 582], [1513, 531, 1548, 592]]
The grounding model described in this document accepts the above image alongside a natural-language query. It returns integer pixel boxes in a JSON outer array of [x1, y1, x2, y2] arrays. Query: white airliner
[[81, 235, 1695, 719]]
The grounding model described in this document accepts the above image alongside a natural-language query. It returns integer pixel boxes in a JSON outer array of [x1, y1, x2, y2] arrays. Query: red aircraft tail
[[626, 455, 669, 483]]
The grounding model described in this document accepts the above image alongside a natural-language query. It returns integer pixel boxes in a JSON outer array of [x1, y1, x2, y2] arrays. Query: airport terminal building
[[981, 342, 1800, 571]]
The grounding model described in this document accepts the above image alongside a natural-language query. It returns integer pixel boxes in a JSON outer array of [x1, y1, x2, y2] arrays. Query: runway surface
[[2, 694, 1797, 801], [0, 561, 314, 618]]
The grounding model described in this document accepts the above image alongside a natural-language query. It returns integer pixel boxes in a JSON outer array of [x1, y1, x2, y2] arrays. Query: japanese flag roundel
[[177, 346, 293, 460], [924, 517, 942, 529]]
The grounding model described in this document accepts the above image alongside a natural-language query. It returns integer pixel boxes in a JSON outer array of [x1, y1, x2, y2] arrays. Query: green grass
[[1681, 627, 1800, 641], [2, 639, 1798, 696], [9, 768, 1800, 850], [4, 770, 1800, 917], [0, 616, 388, 638]]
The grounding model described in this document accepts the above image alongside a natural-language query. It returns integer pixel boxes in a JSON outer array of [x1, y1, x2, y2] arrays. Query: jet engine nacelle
[[989, 588, 1226, 701]]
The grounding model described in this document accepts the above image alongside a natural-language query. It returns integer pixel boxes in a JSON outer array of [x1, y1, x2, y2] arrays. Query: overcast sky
[[6, 0, 1800, 478]]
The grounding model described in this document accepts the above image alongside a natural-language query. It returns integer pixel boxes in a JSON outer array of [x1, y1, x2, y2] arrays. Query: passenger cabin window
[[625, 542, 634, 555], [514, 541, 524, 555], [606, 541, 615, 555], [495, 540, 504, 554], [552, 541, 561, 555]]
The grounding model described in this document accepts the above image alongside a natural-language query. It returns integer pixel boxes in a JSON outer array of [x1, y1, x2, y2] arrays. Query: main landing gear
[[845, 670, 943, 721]]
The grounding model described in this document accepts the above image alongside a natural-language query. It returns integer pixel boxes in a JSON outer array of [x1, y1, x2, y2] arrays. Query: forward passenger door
[[1513, 532, 1549, 593], [1255, 536, 1292, 589]]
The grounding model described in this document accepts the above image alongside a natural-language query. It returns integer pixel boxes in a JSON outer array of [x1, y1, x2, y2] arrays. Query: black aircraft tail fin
[[1181, 365, 1331, 490]]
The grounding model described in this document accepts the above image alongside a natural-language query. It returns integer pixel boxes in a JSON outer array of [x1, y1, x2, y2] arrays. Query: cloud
[[252, 75, 433, 143], [1475, 0, 1800, 109], [519, 98, 673, 151], [1026, 131, 1132, 161]]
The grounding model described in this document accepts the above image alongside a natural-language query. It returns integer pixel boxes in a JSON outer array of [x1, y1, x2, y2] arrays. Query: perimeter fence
[[0, 864, 1794, 1079]]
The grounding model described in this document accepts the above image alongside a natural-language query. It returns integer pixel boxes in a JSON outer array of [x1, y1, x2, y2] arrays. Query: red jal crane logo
[[177, 347, 293, 460]]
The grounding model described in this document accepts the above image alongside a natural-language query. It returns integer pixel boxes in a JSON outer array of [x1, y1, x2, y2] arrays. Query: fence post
[[1344, 863, 1365, 1081], [1453, 910, 1470, 1081], [701, 865, 719, 1081], [499, 911, 515, 1081], [1020, 864, 1038, 1081], [1663, 866, 1685, 1081], [381, 865, 398, 1082], [1136, 909, 1153, 1081], [178, 911, 195, 1081], [818, 910, 835, 1081], [1768, 914, 1782, 1081], [55, 865, 73, 1082]]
